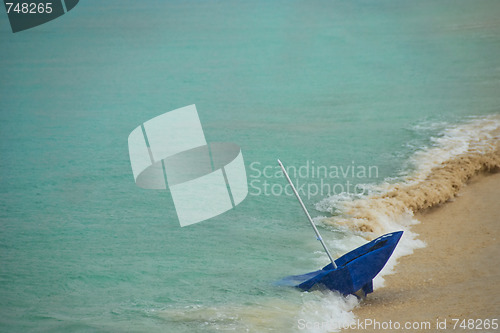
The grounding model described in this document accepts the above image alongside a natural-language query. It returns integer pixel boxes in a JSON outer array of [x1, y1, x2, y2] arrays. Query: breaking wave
[[319, 115, 500, 237]]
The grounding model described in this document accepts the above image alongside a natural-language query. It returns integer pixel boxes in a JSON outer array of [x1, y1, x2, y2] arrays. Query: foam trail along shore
[[320, 115, 500, 237]]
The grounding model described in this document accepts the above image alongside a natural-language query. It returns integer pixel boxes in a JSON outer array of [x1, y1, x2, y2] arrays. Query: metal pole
[[277, 159, 337, 269]]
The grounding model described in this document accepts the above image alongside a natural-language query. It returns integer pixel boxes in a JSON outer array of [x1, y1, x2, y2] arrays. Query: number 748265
[[5, 2, 53, 14]]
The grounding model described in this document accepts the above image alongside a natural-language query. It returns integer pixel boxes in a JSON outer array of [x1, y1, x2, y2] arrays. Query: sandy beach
[[345, 171, 500, 332]]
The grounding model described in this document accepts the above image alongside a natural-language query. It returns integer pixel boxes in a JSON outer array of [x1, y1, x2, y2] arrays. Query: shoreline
[[344, 171, 500, 332]]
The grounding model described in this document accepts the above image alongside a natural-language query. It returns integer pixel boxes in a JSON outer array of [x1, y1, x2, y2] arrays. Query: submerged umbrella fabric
[[277, 231, 403, 296]]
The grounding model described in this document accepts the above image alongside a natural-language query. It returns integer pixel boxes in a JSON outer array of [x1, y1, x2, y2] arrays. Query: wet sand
[[345, 172, 500, 332]]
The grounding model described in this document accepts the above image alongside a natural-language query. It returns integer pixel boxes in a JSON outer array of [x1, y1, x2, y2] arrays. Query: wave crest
[[324, 116, 500, 236]]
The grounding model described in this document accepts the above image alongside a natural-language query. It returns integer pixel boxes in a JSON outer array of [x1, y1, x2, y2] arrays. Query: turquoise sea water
[[1, 1, 499, 332]]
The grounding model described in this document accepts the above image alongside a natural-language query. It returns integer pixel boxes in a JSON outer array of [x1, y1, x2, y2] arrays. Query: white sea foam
[[159, 291, 360, 333], [320, 115, 500, 236], [294, 291, 359, 333]]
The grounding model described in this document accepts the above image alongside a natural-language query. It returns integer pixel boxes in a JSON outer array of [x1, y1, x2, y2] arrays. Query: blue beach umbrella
[[276, 159, 402, 297]]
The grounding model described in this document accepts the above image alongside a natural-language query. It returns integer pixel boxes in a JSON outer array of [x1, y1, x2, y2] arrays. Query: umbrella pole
[[278, 159, 337, 269]]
